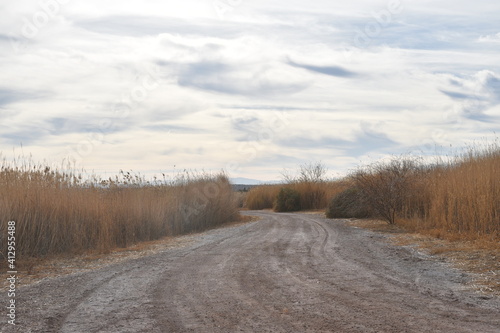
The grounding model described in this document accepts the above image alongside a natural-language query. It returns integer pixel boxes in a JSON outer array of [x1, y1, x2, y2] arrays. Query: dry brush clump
[[326, 186, 372, 219], [351, 157, 425, 224], [245, 163, 344, 212], [290, 181, 325, 210], [281, 162, 329, 210], [329, 143, 499, 241], [245, 181, 344, 212], [274, 187, 301, 212], [0, 160, 239, 261], [244, 184, 281, 210]]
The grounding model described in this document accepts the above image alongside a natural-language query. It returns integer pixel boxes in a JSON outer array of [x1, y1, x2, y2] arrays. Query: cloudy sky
[[1, 0, 499, 181]]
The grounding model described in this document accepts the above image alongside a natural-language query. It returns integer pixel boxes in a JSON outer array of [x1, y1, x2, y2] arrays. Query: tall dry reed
[[421, 145, 499, 237], [343, 142, 499, 239], [0, 160, 239, 259], [244, 185, 281, 210]]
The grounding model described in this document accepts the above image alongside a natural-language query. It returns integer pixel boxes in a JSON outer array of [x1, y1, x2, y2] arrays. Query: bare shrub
[[340, 141, 499, 240], [352, 157, 423, 224], [245, 162, 343, 211], [279, 162, 332, 210], [326, 187, 372, 219], [282, 161, 327, 183]]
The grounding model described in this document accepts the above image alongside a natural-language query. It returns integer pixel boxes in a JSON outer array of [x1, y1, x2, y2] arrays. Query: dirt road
[[2, 211, 499, 332]]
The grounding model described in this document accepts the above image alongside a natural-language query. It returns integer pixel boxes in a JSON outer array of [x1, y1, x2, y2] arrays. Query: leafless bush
[[352, 157, 423, 224], [281, 161, 328, 183]]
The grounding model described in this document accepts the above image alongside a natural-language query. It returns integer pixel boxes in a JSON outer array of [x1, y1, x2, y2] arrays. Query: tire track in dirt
[[2, 211, 499, 332]]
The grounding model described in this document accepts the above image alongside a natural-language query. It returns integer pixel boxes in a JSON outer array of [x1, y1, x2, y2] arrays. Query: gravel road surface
[[2, 211, 499, 332]]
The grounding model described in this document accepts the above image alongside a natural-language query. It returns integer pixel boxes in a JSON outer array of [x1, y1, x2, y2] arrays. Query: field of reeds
[[246, 143, 500, 241], [409, 144, 499, 238], [341, 143, 500, 240], [0, 160, 239, 261], [1, 140, 498, 263], [245, 185, 282, 210]]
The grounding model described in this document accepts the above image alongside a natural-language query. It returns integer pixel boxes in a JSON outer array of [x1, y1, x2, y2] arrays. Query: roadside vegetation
[[244, 185, 282, 210], [0, 160, 239, 261], [1, 141, 498, 264], [246, 142, 500, 242], [345, 143, 499, 240], [245, 182, 344, 211], [245, 162, 346, 211]]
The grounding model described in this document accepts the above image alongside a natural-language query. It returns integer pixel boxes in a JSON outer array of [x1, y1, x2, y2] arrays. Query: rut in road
[[2, 211, 499, 333]]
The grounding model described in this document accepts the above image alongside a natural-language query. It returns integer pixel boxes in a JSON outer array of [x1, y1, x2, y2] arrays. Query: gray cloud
[[278, 124, 396, 157], [286, 59, 357, 78], [176, 61, 308, 96], [0, 89, 39, 107], [46, 117, 120, 135], [440, 90, 476, 100], [441, 71, 500, 121], [484, 75, 500, 103], [0, 89, 19, 106], [1, 126, 49, 145], [0, 34, 13, 42], [1, 115, 131, 147], [230, 116, 261, 134], [142, 124, 204, 133]]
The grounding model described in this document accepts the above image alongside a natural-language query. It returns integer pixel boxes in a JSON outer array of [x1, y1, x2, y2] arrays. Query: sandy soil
[[1, 211, 499, 332]]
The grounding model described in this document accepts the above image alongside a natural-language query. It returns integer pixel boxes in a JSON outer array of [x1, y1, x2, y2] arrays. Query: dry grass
[[421, 145, 500, 236], [348, 142, 499, 241], [246, 143, 498, 241], [245, 184, 281, 210], [395, 234, 500, 296], [291, 181, 344, 210], [0, 159, 240, 264], [245, 181, 345, 211]]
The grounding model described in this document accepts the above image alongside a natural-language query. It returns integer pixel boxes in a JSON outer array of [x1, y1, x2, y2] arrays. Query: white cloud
[[478, 32, 500, 43], [0, 0, 499, 180]]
